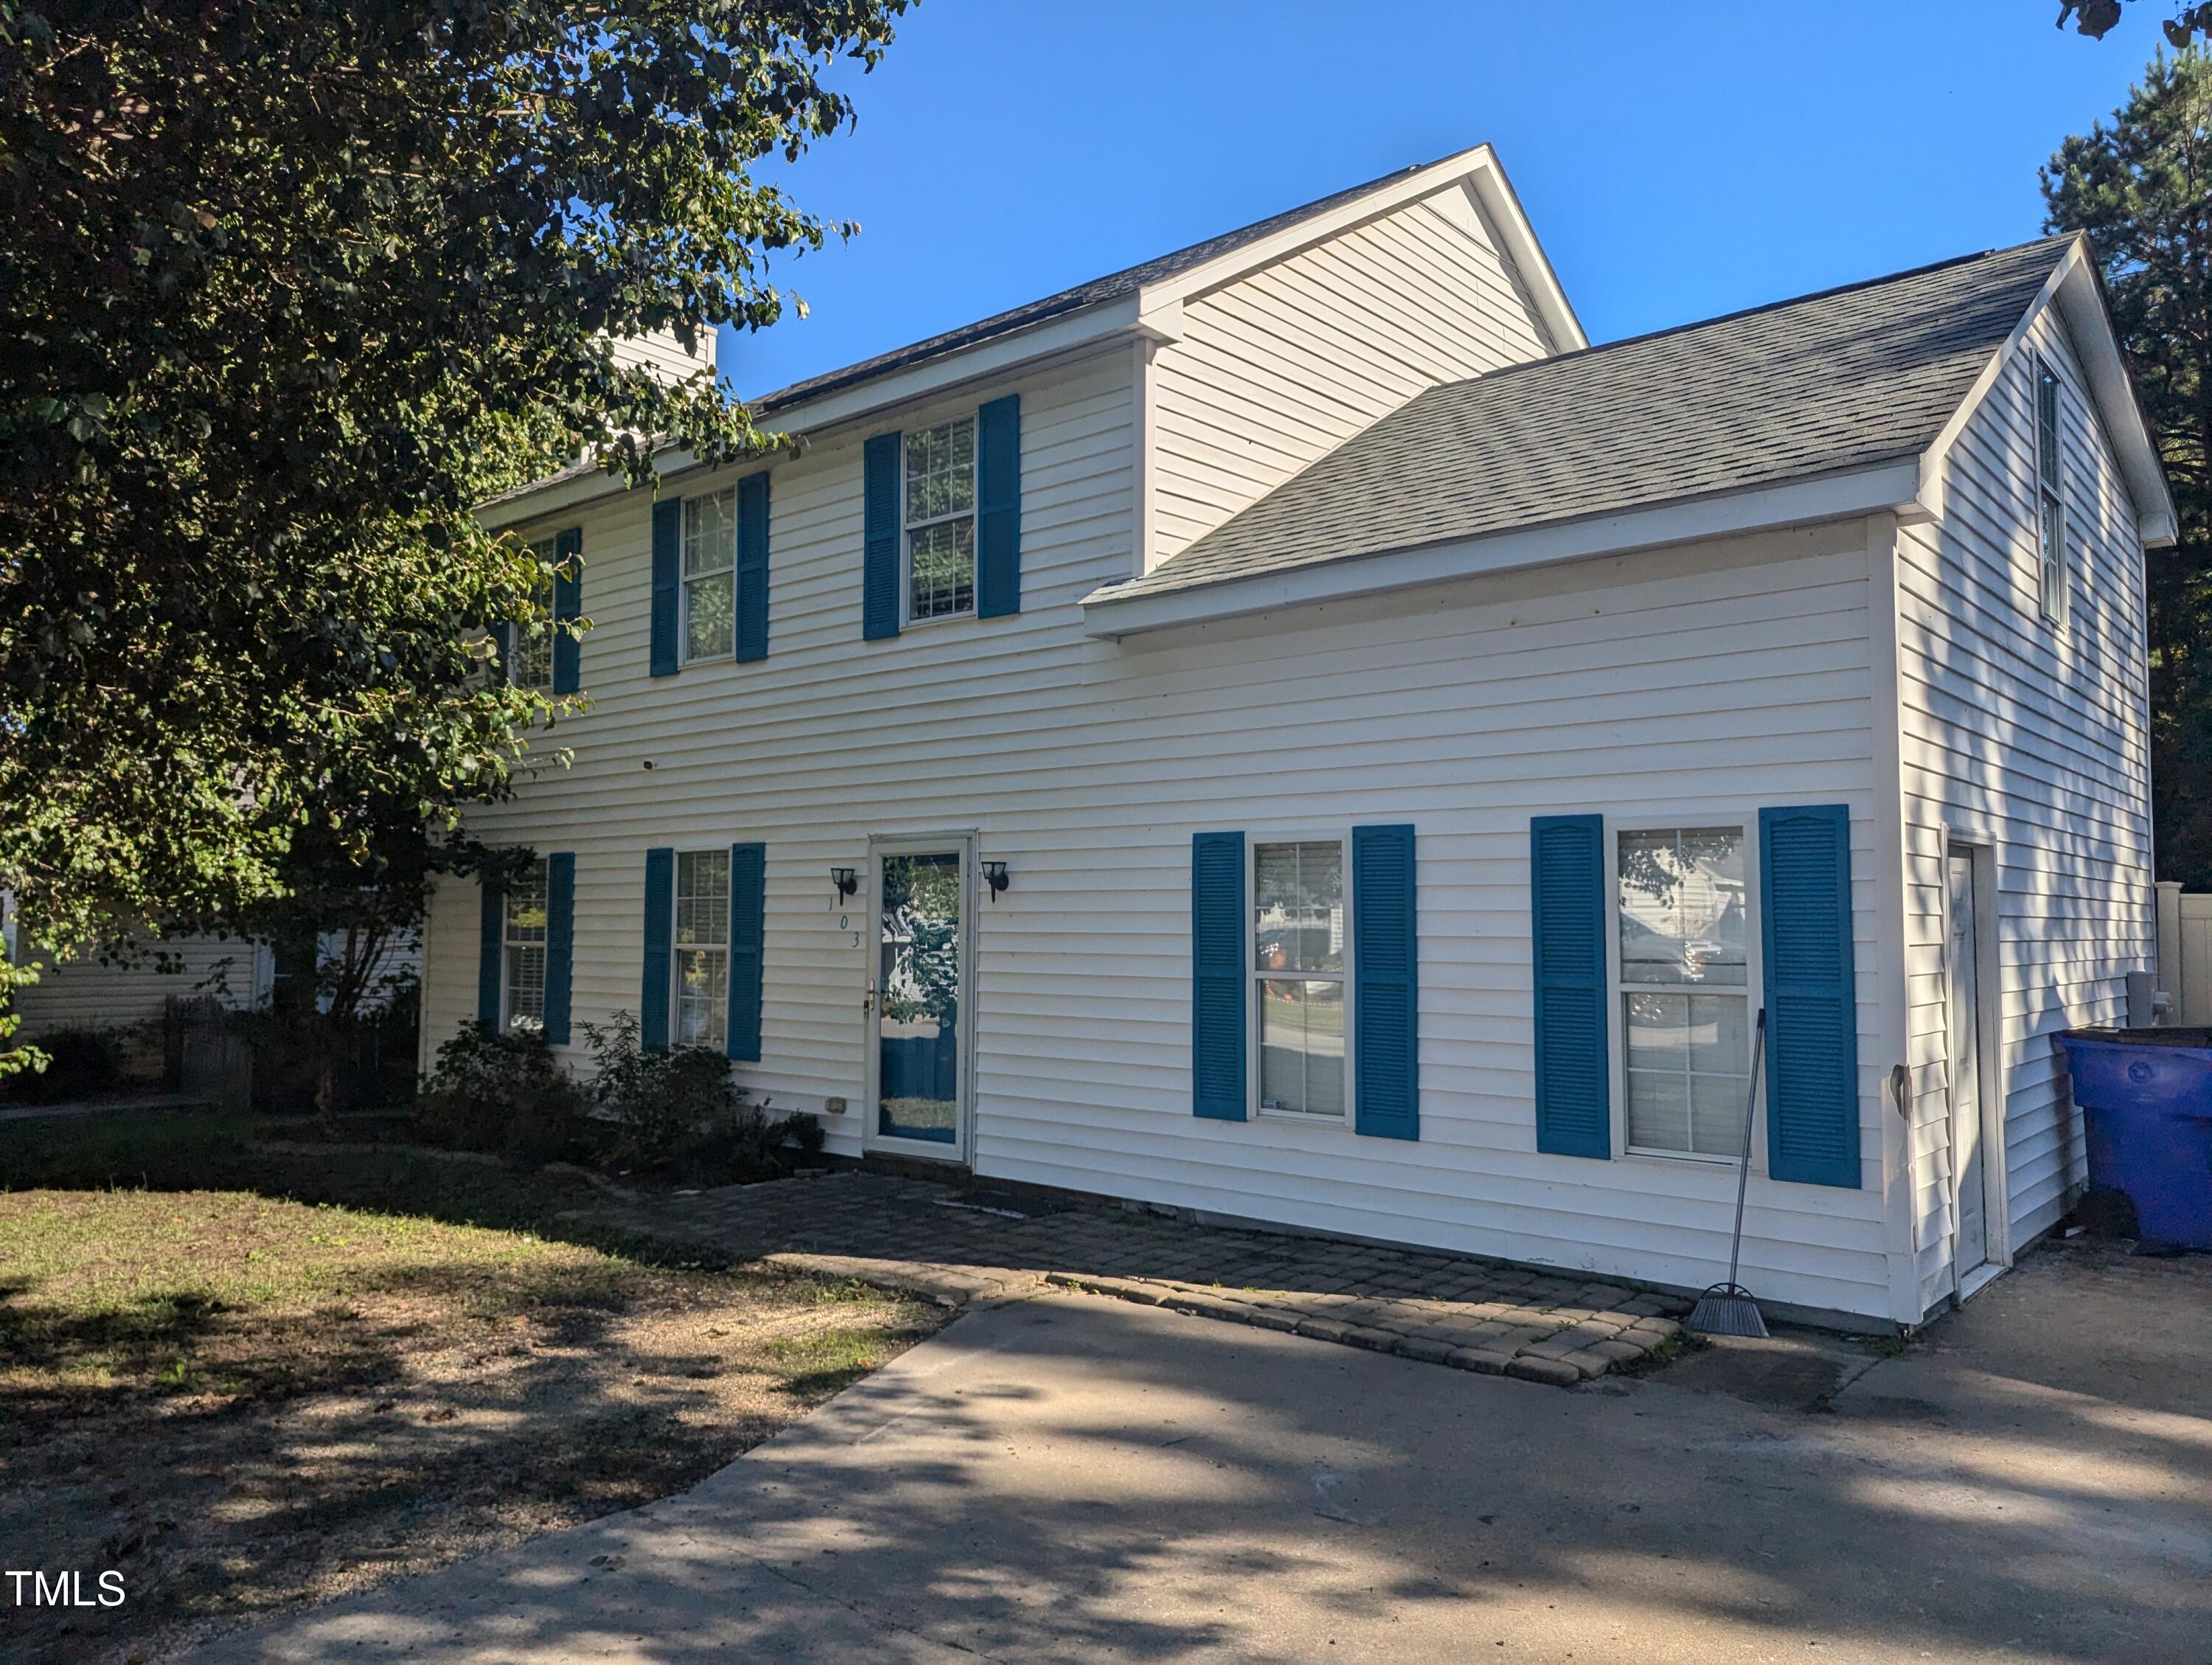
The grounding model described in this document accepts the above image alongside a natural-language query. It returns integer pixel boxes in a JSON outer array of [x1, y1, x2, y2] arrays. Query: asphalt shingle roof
[[751, 156, 1464, 416], [1093, 235, 2074, 606]]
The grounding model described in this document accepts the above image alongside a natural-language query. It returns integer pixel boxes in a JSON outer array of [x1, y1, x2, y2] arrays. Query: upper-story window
[[683, 488, 737, 660], [512, 534, 558, 690], [2034, 356, 2070, 629], [905, 417, 976, 622]]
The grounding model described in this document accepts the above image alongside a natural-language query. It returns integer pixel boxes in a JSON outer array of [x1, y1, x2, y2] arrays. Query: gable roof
[[751, 161, 1446, 417], [751, 145, 1582, 420], [485, 145, 1580, 526], [1089, 236, 2082, 609]]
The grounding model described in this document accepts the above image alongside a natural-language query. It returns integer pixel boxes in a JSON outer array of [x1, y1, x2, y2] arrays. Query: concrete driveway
[[191, 1240, 2210, 1665]]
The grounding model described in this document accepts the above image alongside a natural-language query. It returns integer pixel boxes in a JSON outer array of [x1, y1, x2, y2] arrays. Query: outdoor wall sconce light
[[982, 860, 1011, 902], [830, 866, 858, 901]]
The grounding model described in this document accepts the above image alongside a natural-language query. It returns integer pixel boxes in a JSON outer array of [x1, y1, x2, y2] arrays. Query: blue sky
[[724, 1, 2175, 400]]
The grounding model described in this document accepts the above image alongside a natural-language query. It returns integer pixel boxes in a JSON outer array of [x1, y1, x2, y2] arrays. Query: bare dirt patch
[[0, 1186, 946, 1664]]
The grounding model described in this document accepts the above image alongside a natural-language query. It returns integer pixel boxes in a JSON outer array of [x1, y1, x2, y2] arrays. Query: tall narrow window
[[682, 489, 736, 661], [504, 858, 550, 1031], [1253, 841, 1346, 1118], [1618, 827, 1750, 1159], [2035, 358, 2069, 628], [511, 535, 558, 690], [905, 417, 976, 621], [674, 849, 731, 1048]]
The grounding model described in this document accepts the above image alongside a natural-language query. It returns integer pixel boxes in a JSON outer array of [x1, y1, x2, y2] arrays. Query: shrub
[[417, 1022, 587, 1166], [582, 1012, 750, 1169], [671, 1104, 782, 1182], [7, 1024, 128, 1105], [667, 1105, 826, 1183]]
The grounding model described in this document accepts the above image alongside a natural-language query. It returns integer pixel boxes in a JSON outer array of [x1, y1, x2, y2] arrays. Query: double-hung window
[[511, 535, 558, 690], [1617, 827, 1750, 1160], [503, 857, 550, 1032], [904, 417, 976, 622], [2035, 357, 2070, 628], [1253, 840, 1347, 1118], [674, 849, 730, 1048], [683, 488, 737, 661]]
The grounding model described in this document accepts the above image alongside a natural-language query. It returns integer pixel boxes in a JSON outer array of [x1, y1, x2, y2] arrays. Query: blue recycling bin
[[2055, 1027, 2212, 1252]]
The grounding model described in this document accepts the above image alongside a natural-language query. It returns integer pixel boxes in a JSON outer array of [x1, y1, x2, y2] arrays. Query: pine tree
[[2046, 50, 2212, 885]]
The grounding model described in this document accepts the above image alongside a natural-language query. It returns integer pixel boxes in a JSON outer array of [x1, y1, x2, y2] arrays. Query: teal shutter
[[1352, 824, 1418, 1141], [488, 621, 514, 681], [543, 852, 574, 1046], [1531, 815, 1610, 1159], [1760, 804, 1861, 1188], [552, 526, 582, 695], [736, 473, 770, 664], [863, 432, 901, 641], [1192, 831, 1247, 1121], [641, 847, 674, 1052], [477, 875, 504, 1031], [650, 498, 681, 677], [726, 841, 765, 1061], [976, 394, 1021, 619]]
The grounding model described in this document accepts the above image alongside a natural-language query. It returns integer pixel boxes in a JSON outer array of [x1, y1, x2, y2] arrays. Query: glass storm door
[[874, 848, 965, 1153], [1949, 851, 1989, 1276]]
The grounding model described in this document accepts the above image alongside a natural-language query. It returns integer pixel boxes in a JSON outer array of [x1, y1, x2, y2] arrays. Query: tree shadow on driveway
[[192, 1239, 2212, 1665]]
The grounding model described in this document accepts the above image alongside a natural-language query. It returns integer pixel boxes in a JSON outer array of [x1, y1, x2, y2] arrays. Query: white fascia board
[[2053, 252, 2180, 545], [757, 294, 1151, 437], [1080, 461, 1924, 639], [1919, 237, 2177, 547], [1463, 150, 1586, 355], [480, 296, 1156, 530], [478, 459, 646, 533]]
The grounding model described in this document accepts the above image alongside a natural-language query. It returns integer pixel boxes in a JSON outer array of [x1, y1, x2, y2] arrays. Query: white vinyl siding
[[609, 327, 717, 388], [420, 453, 1897, 1321], [9, 936, 275, 1067], [1895, 314, 2153, 1315], [1147, 181, 1554, 570]]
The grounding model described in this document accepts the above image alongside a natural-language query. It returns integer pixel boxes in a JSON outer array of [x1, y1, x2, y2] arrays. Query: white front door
[[864, 837, 973, 1163], [1948, 850, 1989, 1277]]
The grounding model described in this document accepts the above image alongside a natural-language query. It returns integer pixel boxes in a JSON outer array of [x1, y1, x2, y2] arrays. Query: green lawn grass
[[0, 1108, 947, 1664]]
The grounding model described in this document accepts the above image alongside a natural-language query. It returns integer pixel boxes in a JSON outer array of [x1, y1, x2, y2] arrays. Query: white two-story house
[[430, 145, 2174, 1329]]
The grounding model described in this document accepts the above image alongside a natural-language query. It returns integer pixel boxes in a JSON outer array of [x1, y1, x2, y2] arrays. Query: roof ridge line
[[750, 148, 1485, 415], [1455, 232, 2079, 389]]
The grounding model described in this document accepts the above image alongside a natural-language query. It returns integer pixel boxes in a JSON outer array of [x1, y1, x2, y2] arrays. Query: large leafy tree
[[2045, 50, 2212, 885], [2062, 2, 2212, 46], [0, 0, 907, 1057]]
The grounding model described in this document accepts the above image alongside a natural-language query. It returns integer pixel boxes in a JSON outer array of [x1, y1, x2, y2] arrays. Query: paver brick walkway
[[585, 1172, 1688, 1386]]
